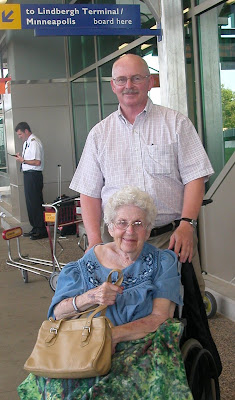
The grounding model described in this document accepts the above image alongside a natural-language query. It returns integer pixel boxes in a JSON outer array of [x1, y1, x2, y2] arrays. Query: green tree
[[221, 84, 235, 128]]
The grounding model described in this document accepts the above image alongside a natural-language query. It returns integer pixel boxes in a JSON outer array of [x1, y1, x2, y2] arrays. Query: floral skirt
[[17, 319, 193, 400]]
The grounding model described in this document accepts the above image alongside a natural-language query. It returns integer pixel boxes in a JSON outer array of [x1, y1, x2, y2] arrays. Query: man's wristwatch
[[180, 218, 197, 229]]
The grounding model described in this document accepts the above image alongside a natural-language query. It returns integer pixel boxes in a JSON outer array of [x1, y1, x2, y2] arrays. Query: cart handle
[[2, 227, 23, 240], [42, 196, 80, 208]]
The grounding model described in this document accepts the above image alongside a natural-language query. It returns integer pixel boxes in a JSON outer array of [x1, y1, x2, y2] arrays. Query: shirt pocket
[[144, 144, 173, 175]]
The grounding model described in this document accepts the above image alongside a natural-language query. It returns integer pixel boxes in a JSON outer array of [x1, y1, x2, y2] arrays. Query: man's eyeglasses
[[113, 220, 147, 231], [112, 75, 150, 86]]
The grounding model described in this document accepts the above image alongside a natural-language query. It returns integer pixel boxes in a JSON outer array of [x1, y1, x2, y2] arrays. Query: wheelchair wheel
[[182, 339, 220, 400], [49, 272, 60, 292], [181, 338, 203, 362], [21, 268, 28, 283], [204, 291, 217, 319]]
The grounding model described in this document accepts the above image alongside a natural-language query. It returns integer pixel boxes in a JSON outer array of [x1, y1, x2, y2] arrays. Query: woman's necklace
[[120, 253, 133, 266], [99, 244, 138, 268], [115, 248, 138, 267]]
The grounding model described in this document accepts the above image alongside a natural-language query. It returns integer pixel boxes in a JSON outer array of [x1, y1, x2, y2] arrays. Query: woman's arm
[[53, 281, 123, 320], [112, 298, 175, 348]]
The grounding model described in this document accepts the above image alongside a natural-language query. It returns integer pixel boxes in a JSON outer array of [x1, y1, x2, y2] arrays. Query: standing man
[[15, 122, 48, 240], [69, 54, 214, 296]]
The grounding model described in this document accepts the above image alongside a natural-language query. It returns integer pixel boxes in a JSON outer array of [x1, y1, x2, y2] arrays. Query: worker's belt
[[23, 170, 42, 173], [150, 220, 181, 237]]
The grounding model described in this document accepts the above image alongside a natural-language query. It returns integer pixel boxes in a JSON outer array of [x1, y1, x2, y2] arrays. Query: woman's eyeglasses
[[113, 220, 147, 231], [112, 75, 150, 86]]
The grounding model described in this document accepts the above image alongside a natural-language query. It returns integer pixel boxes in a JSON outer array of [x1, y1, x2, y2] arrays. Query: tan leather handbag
[[24, 269, 123, 379]]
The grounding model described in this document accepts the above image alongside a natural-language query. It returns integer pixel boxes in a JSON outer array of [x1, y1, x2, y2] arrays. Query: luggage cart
[[2, 225, 65, 290], [1, 196, 83, 291], [43, 196, 83, 289]]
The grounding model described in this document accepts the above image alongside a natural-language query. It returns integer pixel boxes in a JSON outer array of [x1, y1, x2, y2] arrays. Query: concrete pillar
[[145, 0, 188, 116], [198, 8, 224, 182]]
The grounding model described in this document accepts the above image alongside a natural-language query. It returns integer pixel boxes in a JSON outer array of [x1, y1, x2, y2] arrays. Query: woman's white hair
[[104, 186, 157, 228]]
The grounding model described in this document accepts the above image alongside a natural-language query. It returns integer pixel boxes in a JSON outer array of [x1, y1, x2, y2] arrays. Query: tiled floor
[[0, 232, 234, 400]]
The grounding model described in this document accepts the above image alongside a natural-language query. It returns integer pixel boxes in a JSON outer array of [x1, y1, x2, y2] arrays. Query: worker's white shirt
[[22, 134, 44, 172], [70, 99, 214, 226]]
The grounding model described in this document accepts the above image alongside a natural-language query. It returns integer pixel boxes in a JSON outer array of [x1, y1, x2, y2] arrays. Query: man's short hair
[[15, 122, 31, 133]]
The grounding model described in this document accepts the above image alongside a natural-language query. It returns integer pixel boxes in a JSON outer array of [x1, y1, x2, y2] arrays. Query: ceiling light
[[141, 44, 151, 50], [118, 43, 128, 50]]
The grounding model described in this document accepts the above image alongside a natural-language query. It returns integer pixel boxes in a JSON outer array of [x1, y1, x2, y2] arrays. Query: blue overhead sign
[[0, 4, 162, 38], [21, 4, 141, 29]]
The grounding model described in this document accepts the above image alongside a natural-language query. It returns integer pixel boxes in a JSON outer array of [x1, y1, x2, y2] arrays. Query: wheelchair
[[178, 261, 221, 400], [78, 234, 221, 399]]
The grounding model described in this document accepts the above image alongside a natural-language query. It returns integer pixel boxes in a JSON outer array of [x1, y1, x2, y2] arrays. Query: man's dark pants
[[23, 171, 46, 234]]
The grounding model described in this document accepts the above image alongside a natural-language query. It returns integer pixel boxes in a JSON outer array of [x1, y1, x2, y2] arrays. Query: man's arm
[[168, 177, 205, 262], [15, 153, 41, 166], [80, 194, 103, 250]]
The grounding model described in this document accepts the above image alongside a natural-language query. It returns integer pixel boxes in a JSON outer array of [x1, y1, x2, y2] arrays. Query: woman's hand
[[54, 282, 123, 320], [88, 282, 123, 306]]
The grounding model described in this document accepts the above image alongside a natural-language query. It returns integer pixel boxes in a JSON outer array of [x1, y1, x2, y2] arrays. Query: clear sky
[[220, 69, 235, 92]]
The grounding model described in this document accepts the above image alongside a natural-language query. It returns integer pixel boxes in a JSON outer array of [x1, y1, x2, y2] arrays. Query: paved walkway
[[0, 232, 234, 400]]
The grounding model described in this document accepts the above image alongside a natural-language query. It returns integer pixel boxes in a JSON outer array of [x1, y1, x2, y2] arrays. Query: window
[[198, 2, 235, 183]]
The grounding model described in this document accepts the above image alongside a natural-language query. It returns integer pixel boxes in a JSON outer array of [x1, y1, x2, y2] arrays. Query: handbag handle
[[82, 269, 123, 317], [107, 268, 123, 286], [71, 269, 123, 318], [80, 269, 123, 342]]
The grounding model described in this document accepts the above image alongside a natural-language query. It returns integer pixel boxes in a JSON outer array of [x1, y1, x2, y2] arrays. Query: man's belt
[[23, 170, 42, 173], [150, 220, 181, 237]]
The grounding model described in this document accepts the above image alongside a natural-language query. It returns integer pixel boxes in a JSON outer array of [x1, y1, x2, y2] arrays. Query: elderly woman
[[18, 186, 193, 400]]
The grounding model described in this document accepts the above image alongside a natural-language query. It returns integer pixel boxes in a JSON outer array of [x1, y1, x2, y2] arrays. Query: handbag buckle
[[83, 326, 90, 333], [50, 327, 58, 334], [81, 325, 91, 341]]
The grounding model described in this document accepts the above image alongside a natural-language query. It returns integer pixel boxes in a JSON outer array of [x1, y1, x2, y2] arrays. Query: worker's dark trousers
[[23, 171, 46, 234]]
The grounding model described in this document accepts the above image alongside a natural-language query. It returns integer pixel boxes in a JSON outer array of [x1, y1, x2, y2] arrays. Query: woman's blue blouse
[[48, 243, 183, 326]]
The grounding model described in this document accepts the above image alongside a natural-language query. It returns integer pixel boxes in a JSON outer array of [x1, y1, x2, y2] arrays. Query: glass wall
[[98, 58, 119, 119], [184, 22, 197, 127], [183, 0, 191, 8], [71, 70, 99, 162], [68, 36, 96, 75], [198, 2, 235, 182]]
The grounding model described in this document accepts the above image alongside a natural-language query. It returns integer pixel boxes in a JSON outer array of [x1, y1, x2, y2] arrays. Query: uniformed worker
[[15, 122, 48, 240]]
